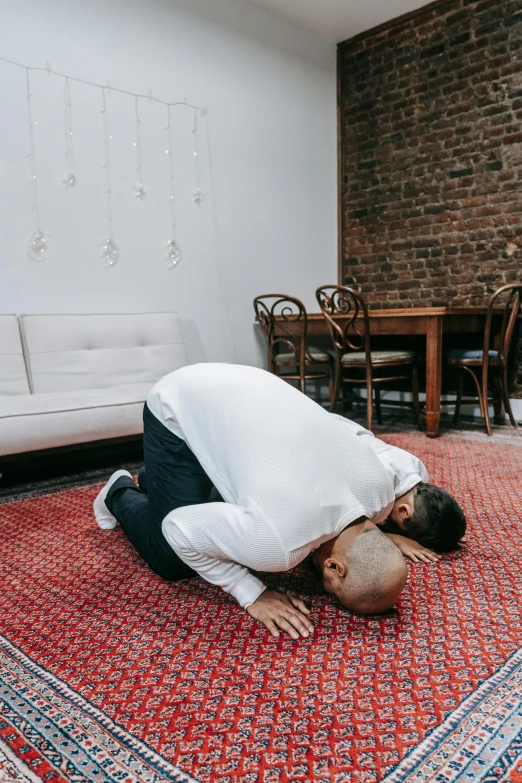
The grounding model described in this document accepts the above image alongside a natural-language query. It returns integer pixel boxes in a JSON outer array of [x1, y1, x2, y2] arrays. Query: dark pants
[[106, 403, 216, 580]]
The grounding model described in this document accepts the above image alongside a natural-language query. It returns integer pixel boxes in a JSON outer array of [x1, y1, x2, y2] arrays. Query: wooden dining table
[[276, 306, 493, 438]]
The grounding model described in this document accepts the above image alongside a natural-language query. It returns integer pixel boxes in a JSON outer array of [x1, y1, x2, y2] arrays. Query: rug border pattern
[[380, 646, 522, 783], [0, 633, 198, 783]]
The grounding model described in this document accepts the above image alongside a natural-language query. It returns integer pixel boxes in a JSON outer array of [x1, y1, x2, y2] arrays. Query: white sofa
[[0, 312, 189, 458]]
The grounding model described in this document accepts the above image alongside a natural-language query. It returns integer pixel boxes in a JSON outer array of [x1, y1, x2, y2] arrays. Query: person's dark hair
[[404, 482, 466, 551]]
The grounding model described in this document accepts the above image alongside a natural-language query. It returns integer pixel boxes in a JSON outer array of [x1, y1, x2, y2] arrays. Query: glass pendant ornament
[[27, 230, 49, 261], [100, 238, 119, 267], [63, 171, 76, 188], [166, 239, 181, 268], [192, 187, 205, 206], [134, 183, 147, 200]]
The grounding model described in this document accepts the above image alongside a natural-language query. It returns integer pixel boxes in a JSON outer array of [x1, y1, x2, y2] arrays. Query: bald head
[[337, 527, 407, 614], [312, 521, 408, 614]]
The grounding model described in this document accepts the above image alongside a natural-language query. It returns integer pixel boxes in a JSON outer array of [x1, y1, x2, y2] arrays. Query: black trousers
[[106, 403, 218, 580]]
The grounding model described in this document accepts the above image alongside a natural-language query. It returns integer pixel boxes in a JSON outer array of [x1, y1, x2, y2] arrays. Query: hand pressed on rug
[[246, 589, 313, 639]]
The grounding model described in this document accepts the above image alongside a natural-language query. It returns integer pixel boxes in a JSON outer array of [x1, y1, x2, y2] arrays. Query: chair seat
[[341, 350, 416, 366], [448, 349, 499, 362], [275, 350, 330, 365]]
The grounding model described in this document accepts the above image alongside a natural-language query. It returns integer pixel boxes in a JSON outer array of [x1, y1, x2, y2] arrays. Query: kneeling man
[[94, 363, 409, 639]]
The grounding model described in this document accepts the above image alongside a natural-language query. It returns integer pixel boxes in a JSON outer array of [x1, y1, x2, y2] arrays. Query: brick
[[449, 168, 474, 178], [447, 102, 474, 117], [504, 132, 522, 145], [424, 205, 448, 215], [476, 20, 504, 36], [483, 127, 505, 139], [484, 106, 513, 120], [421, 43, 446, 58], [505, 11, 522, 26], [462, 196, 488, 207]]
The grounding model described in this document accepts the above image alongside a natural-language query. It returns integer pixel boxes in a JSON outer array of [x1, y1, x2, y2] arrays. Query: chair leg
[[492, 369, 505, 425], [299, 364, 306, 395], [329, 357, 342, 413], [480, 368, 493, 437], [453, 369, 464, 424], [466, 367, 491, 436], [366, 368, 373, 432], [411, 364, 422, 430], [375, 386, 382, 425], [341, 384, 356, 412], [501, 365, 518, 428]]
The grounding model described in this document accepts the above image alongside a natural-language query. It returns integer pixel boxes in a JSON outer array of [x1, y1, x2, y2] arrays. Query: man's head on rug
[[312, 519, 408, 614], [389, 481, 467, 551]]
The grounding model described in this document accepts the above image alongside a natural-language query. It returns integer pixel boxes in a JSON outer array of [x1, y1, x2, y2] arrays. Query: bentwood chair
[[448, 283, 522, 436], [316, 285, 421, 431], [254, 294, 333, 396]]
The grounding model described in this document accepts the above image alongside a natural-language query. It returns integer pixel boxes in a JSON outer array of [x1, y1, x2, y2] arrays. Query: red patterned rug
[[1, 431, 522, 783]]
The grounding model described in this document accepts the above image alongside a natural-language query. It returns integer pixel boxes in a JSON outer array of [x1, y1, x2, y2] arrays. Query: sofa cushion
[[0, 384, 151, 456], [20, 312, 189, 393], [0, 383, 151, 418], [0, 315, 31, 395]]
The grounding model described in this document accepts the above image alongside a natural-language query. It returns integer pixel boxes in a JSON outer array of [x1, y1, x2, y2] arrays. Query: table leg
[[425, 315, 443, 438]]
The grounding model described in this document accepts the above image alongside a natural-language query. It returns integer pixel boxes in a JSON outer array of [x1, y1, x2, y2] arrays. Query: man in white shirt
[[94, 364, 432, 639]]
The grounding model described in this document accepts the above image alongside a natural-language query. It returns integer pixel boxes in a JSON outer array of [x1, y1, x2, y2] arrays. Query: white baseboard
[[304, 380, 522, 421], [360, 388, 522, 421]]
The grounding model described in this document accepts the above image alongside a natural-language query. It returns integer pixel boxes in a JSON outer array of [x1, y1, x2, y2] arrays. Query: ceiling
[[245, 0, 435, 43]]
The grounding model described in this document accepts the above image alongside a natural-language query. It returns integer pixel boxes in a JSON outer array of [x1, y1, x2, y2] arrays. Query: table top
[[304, 306, 491, 319]]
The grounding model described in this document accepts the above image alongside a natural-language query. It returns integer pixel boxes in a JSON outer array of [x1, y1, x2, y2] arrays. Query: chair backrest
[[253, 294, 310, 370], [484, 283, 522, 366], [20, 312, 189, 393], [0, 315, 31, 395], [315, 285, 371, 359]]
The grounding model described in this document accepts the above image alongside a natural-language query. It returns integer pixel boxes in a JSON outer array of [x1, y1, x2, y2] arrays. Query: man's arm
[[384, 532, 441, 563], [162, 502, 313, 639]]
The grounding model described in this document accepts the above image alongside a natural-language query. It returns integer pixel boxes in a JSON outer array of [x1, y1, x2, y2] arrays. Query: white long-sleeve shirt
[[329, 416, 429, 498], [148, 364, 411, 608]]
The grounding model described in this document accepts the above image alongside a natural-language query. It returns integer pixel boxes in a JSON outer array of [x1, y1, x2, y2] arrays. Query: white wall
[[0, 0, 337, 366]]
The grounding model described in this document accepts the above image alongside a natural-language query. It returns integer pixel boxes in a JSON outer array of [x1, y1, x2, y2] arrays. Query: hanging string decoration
[[165, 105, 181, 268], [3, 56, 211, 267], [99, 87, 119, 267], [63, 78, 76, 188], [26, 69, 49, 261], [192, 109, 205, 207], [133, 97, 147, 201]]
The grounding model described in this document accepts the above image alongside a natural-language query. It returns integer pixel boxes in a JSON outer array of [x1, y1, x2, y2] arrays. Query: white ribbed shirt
[[148, 364, 418, 609], [330, 416, 429, 498]]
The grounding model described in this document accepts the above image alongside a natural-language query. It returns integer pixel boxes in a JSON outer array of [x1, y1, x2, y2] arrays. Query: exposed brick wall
[[339, 0, 522, 314]]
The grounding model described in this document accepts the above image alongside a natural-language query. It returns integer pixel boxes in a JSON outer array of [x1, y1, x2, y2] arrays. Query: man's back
[[147, 363, 394, 547]]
